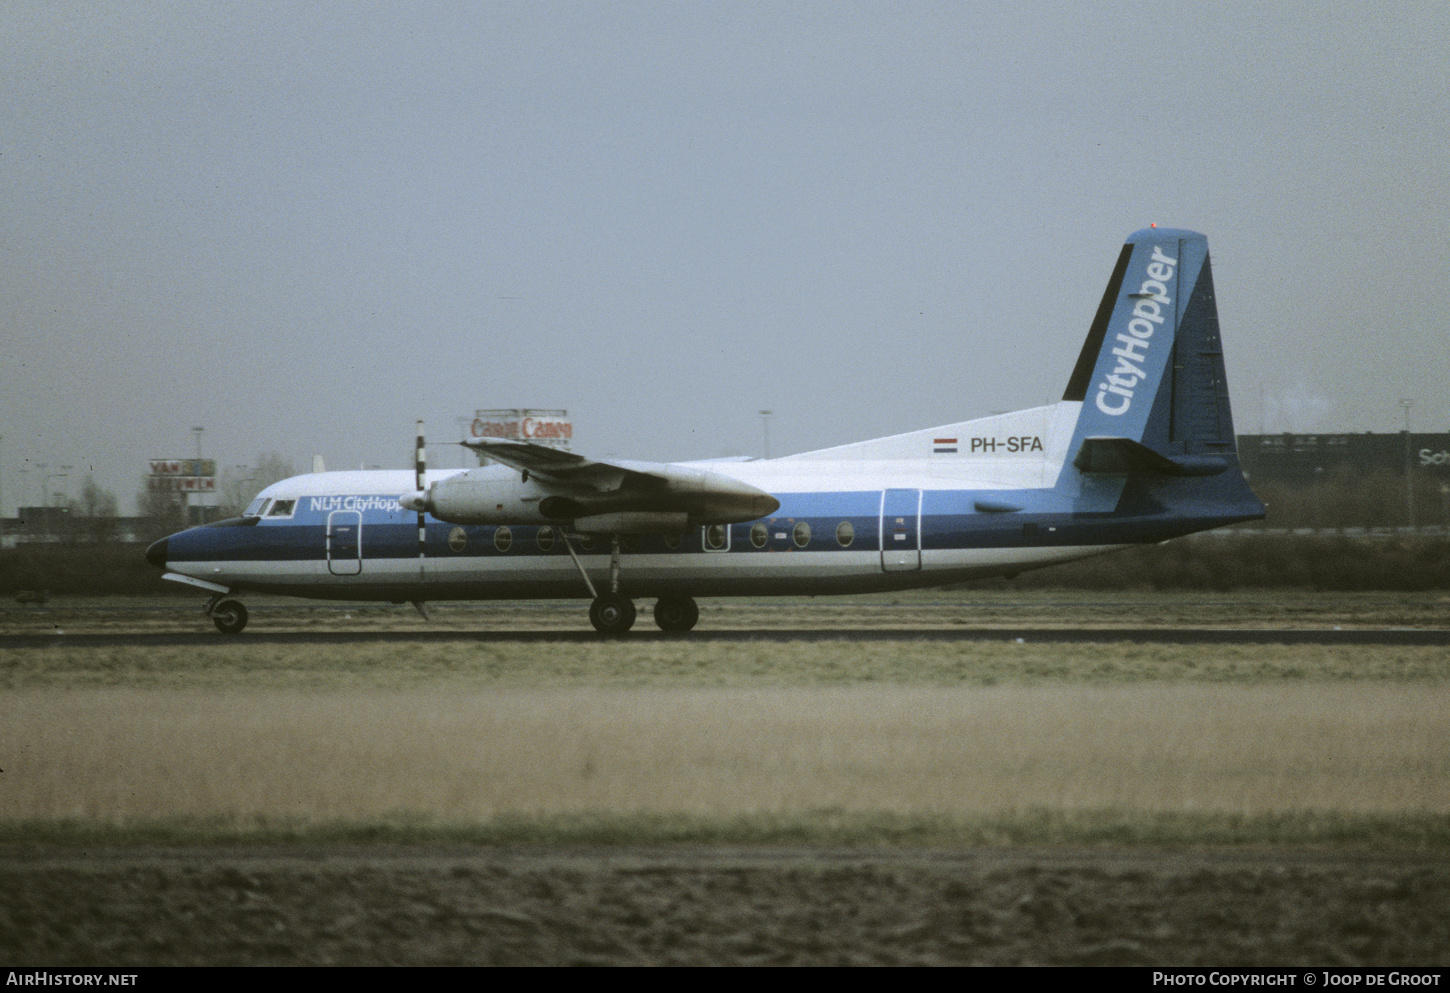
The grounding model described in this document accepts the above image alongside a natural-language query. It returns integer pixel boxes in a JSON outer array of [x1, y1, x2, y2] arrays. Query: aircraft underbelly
[[180, 541, 1129, 602]]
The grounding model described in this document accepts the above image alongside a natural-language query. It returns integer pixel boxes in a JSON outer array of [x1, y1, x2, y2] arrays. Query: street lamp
[[42, 471, 67, 506], [759, 410, 773, 460]]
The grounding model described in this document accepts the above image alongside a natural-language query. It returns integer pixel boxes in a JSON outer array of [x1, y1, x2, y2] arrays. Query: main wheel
[[653, 594, 699, 632], [211, 599, 249, 635], [589, 594, 636, 635]]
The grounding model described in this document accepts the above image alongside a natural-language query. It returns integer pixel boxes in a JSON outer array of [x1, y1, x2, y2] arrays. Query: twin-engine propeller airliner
[[147, 228, 1264, 634]]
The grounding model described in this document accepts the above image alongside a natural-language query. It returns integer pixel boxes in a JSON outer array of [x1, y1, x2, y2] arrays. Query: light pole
[[191, 427, 204, 525], [1399, 399, 1415, 531], [759, 410, 773, 460]]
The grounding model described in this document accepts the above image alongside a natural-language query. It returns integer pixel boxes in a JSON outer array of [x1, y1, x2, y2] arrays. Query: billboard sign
[[148, 459, 217, 493], [470, 409, 572, 450]]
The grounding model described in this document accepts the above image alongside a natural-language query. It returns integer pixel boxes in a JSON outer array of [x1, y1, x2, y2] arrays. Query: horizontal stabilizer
[[1073, 437, 1227, 476]]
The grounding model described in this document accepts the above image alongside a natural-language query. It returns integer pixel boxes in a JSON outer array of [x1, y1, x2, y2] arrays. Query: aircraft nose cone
[[145, 537, 169, 570]]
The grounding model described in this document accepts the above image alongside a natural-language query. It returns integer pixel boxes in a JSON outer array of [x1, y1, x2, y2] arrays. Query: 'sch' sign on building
[[470, 409, 572, 450]]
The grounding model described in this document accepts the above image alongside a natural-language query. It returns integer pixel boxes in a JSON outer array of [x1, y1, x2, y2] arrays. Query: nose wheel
[[205, 596, 249, 635]]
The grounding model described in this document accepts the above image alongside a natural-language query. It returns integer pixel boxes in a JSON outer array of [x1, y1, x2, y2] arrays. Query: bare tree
[[251, 452, 295, 493], [72, 475, 119, 542], [136, 480, 184, 541]]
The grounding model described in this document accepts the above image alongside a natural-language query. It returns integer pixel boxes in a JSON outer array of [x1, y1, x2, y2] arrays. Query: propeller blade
[[414, 420, 427, 562]]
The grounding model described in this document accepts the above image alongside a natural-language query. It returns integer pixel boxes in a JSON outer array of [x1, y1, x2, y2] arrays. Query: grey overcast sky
[[3, 1, 1447, 515]]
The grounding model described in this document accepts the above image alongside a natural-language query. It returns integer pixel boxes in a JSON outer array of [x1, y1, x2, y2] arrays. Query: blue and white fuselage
[[149, 229, 1265, 633]]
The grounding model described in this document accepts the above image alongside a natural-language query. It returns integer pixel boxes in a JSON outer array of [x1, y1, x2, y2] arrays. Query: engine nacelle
[[404, 469, 556, 525]]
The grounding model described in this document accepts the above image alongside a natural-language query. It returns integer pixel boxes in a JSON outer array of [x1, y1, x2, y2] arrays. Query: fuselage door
[[879, 488, 922, 571], [327, 510, 363, 575]]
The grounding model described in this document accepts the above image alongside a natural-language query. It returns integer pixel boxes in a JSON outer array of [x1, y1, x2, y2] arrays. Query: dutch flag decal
[[934, 437, 958, 454]]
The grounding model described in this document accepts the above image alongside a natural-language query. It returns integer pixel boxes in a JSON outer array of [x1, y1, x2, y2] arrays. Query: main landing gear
[[586, 591, 699, 635], [205, 595, 249, 635], [653, 594, 700, 633], [588, 593, 637, 634], [560, 532, 699, 635]]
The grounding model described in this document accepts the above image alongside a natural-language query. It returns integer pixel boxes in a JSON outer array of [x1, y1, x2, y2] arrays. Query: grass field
[[2, 592, 1448, 847]]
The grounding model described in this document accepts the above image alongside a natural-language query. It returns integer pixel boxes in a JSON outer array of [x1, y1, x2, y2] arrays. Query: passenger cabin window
[[792, 522, 811, 548], [267, 499, 296, 518]]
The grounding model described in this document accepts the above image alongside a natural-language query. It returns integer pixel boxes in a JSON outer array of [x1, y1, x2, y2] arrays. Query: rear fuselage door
[[327, 510, 363, 575], [880, 488, 921, 571]]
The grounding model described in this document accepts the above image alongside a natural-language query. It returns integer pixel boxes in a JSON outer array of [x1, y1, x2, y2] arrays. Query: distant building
[[1237, 433, 1450, 488]]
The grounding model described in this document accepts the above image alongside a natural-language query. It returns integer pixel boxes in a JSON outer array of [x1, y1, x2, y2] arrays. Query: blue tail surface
[[1057, 228, 1263, 527], [1063, 228, 1237, 456]]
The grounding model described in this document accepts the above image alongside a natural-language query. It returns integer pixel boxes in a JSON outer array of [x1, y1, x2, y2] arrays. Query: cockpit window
[[266, 499, 297, 518], [244, 497, 268, 517]]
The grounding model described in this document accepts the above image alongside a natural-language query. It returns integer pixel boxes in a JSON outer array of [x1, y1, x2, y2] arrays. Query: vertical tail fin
[[1062, 229, 1239, 463]]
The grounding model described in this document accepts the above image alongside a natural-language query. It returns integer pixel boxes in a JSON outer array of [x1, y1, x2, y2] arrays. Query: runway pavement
[[5, 625, 1449, 647]]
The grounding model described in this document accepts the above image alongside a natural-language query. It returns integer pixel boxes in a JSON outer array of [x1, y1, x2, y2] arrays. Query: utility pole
[[1399, 399, 1415, 531], [191, 427, 204, 526]]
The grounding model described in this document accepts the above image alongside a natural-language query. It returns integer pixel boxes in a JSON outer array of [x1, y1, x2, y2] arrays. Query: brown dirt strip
[[3, 845, 1447, 966]]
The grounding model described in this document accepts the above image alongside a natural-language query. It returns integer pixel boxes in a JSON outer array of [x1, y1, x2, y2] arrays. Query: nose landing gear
[[205, 595, 249, 635]]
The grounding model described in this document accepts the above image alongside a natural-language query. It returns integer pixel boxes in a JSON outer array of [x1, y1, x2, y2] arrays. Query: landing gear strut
[[205, 595, 249, 635]]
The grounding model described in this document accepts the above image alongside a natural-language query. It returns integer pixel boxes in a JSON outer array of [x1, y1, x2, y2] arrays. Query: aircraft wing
[[440, 438, 781, 528], [463, 438, 640, 487]]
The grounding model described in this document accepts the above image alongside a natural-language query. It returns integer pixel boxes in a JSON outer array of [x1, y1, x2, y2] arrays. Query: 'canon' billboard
[[470, 409, 572, 450]]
